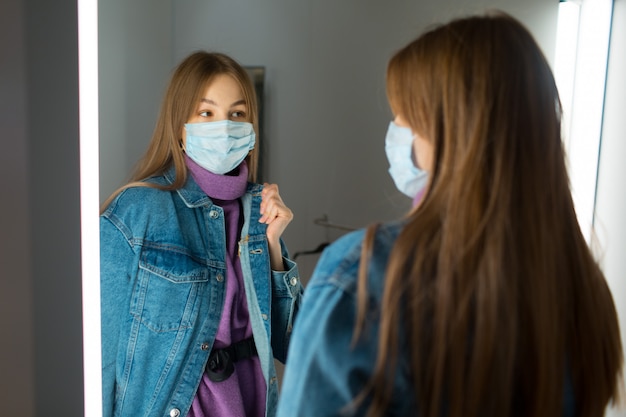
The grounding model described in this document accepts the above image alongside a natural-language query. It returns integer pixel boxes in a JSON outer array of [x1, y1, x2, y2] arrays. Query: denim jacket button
[[169, 408, 180, 417], [216, 273, 224, 282], [201, 343, 210, 350], [209, 210, 219, 219], [261, 313, 268, 321], [290, 276, 298, 286]]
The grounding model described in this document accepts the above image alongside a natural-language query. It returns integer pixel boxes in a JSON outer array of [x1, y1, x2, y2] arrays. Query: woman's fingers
[[259, 183, 293, 241]]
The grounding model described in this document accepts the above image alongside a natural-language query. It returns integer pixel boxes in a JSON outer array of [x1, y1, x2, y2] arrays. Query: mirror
[[92, 1, 559, 414]]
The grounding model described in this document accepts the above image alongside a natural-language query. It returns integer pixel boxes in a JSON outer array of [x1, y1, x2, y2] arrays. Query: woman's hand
[[259, 183, 293, 270]]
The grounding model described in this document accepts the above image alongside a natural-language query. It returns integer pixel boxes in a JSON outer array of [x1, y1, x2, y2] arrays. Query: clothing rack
[[292, 215, 356, 260], [312, 214, 356, 232], [292, 242, 330, 260]]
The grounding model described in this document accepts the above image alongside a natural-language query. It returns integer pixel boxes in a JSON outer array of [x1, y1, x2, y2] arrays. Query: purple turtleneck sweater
[[185, 156, 266, 417]]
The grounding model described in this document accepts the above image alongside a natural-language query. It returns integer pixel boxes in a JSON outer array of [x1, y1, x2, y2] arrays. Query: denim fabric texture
[[276, 220, 576, 417], [100, 167, 302, 417]]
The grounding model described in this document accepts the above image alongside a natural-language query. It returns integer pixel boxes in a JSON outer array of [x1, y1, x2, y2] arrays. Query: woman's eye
[[199, 111, 212, 117], [231, 111, 246, 118]]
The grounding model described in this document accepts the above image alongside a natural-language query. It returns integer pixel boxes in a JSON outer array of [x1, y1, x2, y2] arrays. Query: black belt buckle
[[205, 337, 257, 382], [206, 349, 235, 382]]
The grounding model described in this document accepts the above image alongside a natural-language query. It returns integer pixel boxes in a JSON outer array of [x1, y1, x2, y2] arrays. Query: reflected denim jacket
[[100, 167, 302, 417], [276, 220, 576, 417]]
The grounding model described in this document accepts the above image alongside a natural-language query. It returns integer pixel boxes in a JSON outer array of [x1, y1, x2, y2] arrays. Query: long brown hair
[[357, 11, 623, 417], [101, 51, 259, 211]]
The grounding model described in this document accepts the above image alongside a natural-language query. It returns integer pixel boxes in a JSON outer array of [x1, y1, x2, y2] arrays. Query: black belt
[[206, 336, 257, 382]]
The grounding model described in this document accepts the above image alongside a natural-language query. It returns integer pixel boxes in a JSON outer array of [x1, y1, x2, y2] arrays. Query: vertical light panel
[[560, 0, 613, 241], [554, 1, 581, 150], [78, 0, 102, 415]]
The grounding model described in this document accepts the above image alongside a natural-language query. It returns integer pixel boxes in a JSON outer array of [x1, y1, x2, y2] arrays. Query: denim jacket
[[276, 220, 576, 417], [100, 167, 302, 417]]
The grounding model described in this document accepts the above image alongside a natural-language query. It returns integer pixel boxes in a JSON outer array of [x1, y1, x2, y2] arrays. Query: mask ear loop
[[179, 123, 187, 151], [411, 135, 419, 169]]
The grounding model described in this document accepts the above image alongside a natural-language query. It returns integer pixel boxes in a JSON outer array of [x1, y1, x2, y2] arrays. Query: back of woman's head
[[366, 11, 623, 417], [387, 12, 563, 212]]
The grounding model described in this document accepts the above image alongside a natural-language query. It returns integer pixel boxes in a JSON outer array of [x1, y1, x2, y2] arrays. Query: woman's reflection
[[99, 51, 303, 417]]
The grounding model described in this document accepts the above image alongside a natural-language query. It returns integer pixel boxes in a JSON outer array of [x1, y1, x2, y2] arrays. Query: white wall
[[597, 1, 626, 415], [0, 0, 84, 415], [99, 0, 558, 280]]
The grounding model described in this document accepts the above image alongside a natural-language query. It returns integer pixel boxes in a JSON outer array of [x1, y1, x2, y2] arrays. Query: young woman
[[100, 51, 303, 417], [276, 12, 623, 417]]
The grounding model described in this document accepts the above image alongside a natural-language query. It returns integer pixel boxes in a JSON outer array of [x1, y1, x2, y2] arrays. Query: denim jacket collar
[[163, 165, 212, 208]]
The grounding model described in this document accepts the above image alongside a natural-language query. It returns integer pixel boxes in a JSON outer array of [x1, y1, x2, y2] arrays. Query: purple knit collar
[[185, 155, 248, 201], [413, 188, 426, 207]]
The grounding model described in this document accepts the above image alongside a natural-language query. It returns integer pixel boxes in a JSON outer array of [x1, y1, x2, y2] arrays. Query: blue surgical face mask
[[184, 120, 255, 175], [384, 121, 428, 198]]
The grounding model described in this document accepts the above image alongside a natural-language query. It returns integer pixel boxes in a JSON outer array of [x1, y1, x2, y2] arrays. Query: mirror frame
[[78, 0, 102, 415]]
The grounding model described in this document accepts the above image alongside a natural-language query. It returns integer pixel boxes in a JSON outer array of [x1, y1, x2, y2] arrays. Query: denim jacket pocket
[[132, 247, 209, 333]]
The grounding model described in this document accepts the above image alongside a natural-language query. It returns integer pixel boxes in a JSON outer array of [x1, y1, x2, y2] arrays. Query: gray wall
[[99, 0, 558, 279], [0, 0, 84, 415], [98, 0, 174, 202], [0, 0, 34, 413]]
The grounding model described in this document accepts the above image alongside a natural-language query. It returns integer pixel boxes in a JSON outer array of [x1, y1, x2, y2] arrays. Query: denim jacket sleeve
[[276, 224, 413, 417], [100, 213, 137, 417], [276, 230, 378, 416], [270, 244, 302, 363]]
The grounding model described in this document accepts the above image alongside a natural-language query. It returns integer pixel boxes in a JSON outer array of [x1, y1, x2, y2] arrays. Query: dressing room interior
[[2, 0, 625, 415]]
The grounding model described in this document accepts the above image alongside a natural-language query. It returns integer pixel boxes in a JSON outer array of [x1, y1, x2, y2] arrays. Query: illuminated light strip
[[77, 0, 102, 415], [556, 0, 614, 241], [554, 1, 581, 150]]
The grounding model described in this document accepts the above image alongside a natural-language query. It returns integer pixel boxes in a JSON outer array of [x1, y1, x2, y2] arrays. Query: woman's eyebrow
[[199, 98, 246, 107], [230, 99, 246, 107]]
